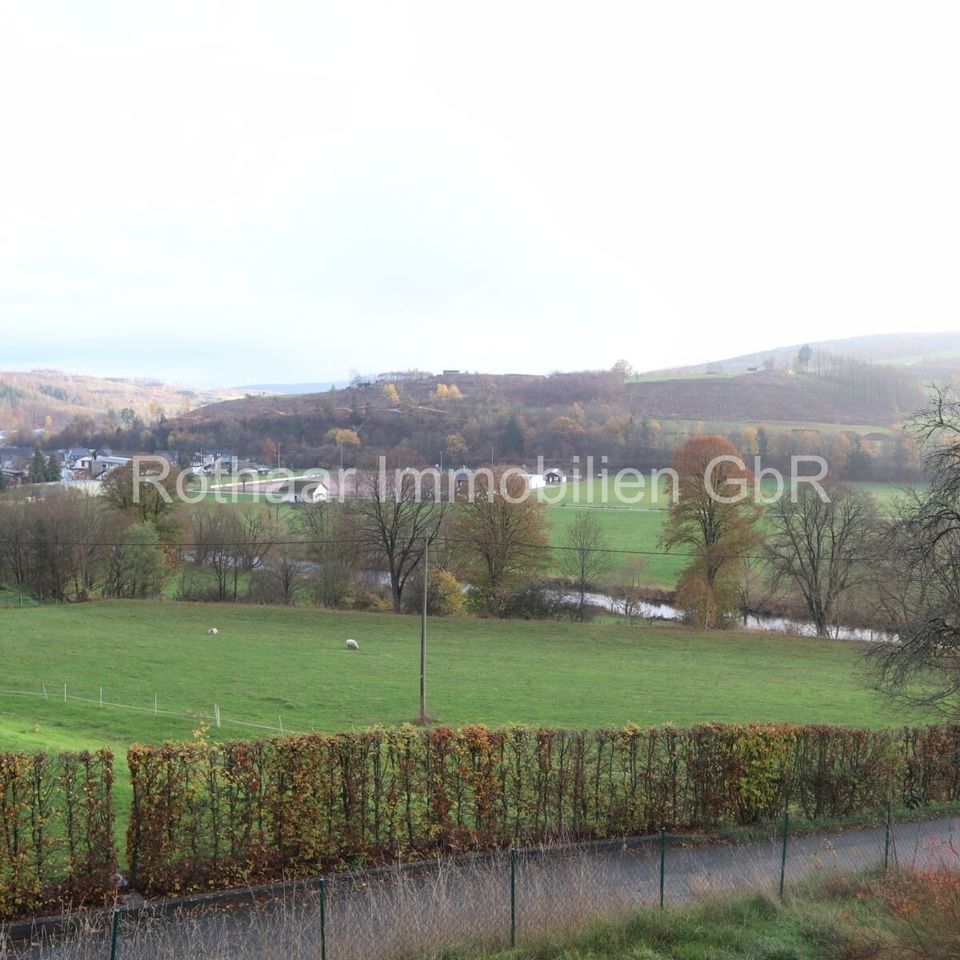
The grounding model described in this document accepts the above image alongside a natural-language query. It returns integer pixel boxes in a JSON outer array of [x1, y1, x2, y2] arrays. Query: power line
[[0, 533, 878, 564]]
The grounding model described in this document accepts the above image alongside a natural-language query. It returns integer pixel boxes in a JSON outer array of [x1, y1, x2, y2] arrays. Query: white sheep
[[345, 638, 359, 651], [208, 627, 219, 636]]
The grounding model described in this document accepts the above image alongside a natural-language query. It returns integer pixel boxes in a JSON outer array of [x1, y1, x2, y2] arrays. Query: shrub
[[402, 568, 466, 617]]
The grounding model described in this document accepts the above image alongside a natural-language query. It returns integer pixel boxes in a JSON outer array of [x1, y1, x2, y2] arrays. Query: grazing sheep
[[208, 627, 219, 636], [345, 638, 359, 651]]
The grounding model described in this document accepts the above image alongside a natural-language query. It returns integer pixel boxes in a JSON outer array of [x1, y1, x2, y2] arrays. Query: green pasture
[[0, 600, 923, 761]]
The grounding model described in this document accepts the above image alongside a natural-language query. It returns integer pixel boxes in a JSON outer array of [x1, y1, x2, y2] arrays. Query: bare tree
[[296, 502, 358, 607], [228, 506, 277, 601], [763, 483, 878, 637], [610, 557, 649, 623], [0, 495, 32, 589], [868, 386, 960, 711], [251, 545, 304, 606], [351, 467, 447, 613], [186, 504, 232, 600], [560, 511, 611, 621]]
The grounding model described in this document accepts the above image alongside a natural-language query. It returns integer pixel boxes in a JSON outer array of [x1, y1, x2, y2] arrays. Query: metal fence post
[[109, 907, 121, 960], [779, 810, 789, 899], [659, 827, 666, 909], [884, 800, 893, 872], [319, 877, 327, 960], [510, 848, 517, 947]]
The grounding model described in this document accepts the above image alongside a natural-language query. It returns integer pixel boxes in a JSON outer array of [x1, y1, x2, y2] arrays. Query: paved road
[[6, 816, 959, 960]]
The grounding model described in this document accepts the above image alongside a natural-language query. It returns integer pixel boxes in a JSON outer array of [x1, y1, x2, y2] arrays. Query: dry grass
[[2, 832, 957, 960]]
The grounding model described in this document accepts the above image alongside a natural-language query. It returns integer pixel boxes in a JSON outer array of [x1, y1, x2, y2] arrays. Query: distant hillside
[[159, 360, 923, 482], [655, 332, 960, 379], [625, 368, 917, 425], [0, 370, 243, 434]]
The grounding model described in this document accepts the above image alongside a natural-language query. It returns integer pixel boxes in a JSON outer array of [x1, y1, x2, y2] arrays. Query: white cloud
[[0, 1, 958, 386]]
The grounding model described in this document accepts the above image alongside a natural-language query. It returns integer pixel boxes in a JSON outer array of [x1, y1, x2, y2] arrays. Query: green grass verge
[[440, 877, 910, 959]]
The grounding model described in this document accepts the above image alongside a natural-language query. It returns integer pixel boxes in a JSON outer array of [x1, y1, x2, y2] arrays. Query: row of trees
[[0, 463, 605, 620], [662, 434, 882, 635], [0, 492, 166, 602], [663, 390, 960, 714]]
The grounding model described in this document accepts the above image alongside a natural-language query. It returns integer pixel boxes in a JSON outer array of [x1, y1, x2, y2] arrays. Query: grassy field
[[0, 600, 925, 761], [539, 479, 913, 585], [544, 505, 683, 585]]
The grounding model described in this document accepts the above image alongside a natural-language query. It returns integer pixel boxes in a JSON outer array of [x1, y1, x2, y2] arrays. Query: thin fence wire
[[2, 809, 958, 960], [0, 683, 304, 738], [0, 532, 887, 565]]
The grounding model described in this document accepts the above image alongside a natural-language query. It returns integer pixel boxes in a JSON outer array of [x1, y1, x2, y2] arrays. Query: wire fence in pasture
[[0, 681, 304, 739], [3, 806, 958, 960]]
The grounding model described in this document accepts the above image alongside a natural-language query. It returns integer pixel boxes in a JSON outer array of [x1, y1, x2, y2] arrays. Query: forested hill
[[0, 370, 242, 435], [147, 357, 927, 479]]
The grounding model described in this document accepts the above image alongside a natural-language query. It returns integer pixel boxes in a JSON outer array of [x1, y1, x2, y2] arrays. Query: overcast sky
[[1, 2, 958, 387]]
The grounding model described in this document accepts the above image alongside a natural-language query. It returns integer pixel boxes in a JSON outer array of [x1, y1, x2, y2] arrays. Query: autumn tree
[[445, 432, 468, 462], [764, 483, 878, 636], [325, 428, 361, 450], [660, 435, 762, 628], [452, 468, 550, 616], [550, 416, 584, 453], [101, 461, 182, 541]]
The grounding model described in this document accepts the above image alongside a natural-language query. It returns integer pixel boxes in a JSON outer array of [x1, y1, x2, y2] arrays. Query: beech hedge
[[0, 749, 115, 921], [126, 723, 960, 896]]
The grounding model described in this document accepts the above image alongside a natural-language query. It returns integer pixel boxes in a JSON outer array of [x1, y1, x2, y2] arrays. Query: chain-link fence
[[3, 808, 959, 960]]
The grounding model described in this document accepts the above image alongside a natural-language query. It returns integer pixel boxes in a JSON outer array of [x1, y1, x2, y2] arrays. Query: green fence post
[[319, 877, 327, 960], [779, 810, 789, 899], [510, 848, 517, 947], [659, 828, 666, 910], [884, 800, 893, 872], [109, 907, 121, 960]]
